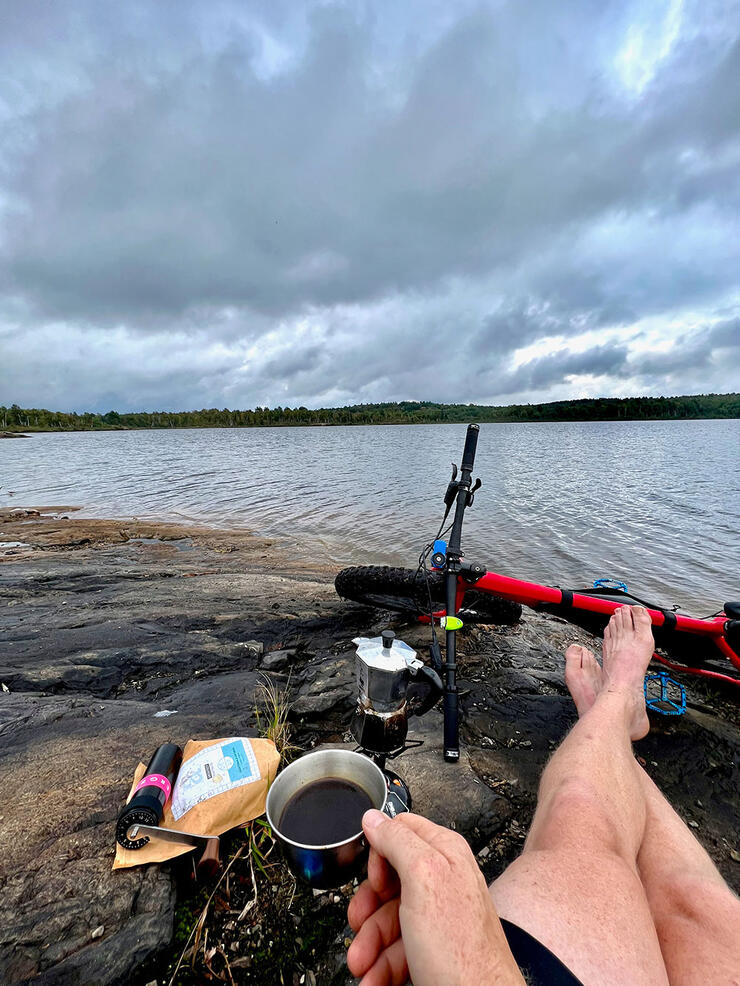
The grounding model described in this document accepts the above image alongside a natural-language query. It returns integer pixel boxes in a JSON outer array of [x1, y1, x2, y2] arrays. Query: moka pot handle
[[407, 665, 444, 719]]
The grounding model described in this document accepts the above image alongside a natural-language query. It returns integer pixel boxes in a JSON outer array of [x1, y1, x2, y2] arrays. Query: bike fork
[[443, 566, 460, 762]]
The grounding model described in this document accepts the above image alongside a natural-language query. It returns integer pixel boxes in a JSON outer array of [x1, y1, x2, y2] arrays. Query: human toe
[[566, 643, 586, 666], [632, 605, 653, 634]]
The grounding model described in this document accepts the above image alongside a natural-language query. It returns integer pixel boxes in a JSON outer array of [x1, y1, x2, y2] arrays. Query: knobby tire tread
[[335, 565, 522, 625]]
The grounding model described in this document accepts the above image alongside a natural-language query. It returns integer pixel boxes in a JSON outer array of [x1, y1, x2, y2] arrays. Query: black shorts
[[501, 919, 585, 986]]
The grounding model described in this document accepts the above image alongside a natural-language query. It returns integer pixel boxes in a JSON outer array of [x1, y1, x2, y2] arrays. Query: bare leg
[[490, 607, 669, 986], [636, 742, 740, 984], [529, 611, 740, 986]]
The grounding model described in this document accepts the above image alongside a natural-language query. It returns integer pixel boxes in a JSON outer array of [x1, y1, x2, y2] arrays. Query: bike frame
[[421, 572, 739, 680]]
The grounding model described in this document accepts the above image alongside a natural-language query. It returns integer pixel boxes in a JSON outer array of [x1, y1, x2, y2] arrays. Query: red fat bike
[[336, 424, 740, 761]]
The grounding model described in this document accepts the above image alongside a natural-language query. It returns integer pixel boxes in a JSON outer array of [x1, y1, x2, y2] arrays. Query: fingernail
[[363, 808, 386, 830]]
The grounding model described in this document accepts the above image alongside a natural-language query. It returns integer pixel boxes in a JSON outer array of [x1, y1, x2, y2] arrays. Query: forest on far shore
[[2, 393, 738, 432]]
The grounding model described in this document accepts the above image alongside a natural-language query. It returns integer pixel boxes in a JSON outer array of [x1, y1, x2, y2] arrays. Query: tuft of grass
[[255, 673, 299, 761]]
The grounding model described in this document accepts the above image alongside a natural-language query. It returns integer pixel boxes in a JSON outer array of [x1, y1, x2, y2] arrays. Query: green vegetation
[[2, 392, 738, 432], [255, 674, 298, 763]]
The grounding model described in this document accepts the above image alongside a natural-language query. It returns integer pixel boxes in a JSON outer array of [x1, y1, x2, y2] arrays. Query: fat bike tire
[[335, 565, 522, 625]]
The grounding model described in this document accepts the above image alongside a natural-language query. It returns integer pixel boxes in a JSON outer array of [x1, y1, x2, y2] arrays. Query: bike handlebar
[[461, 423, 479, 474]]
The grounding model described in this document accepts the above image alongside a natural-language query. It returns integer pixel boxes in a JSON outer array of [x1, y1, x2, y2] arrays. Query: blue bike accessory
[[593, 577, 629, 592], [643, 673, 686, 716], [431, 539, 447, 569]]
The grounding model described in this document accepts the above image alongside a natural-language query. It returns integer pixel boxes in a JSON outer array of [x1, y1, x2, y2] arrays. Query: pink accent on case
[[134, 773, 172, 801]]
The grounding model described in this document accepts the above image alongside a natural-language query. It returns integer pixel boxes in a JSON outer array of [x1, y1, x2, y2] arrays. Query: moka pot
[[351, 630, 443, 755]]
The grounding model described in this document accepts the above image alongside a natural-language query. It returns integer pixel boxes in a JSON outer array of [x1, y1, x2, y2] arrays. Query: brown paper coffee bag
[[113, 736, 279, 869]]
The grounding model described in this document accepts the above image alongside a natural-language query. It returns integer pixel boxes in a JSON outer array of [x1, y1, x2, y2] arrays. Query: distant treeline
[[2, 393, 738, 432]]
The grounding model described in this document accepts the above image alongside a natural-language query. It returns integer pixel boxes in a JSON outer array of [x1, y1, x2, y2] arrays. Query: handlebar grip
[[461, 424, 479, 473]]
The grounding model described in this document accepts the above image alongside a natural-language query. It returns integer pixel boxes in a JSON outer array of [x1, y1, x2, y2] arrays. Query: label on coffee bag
[[171, 738, 261, 820]]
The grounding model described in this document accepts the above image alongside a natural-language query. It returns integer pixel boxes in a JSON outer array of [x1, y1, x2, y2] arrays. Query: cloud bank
[[1, 0, 739, 411]]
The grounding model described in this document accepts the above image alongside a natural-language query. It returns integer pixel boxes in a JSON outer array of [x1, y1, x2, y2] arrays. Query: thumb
[[362, 810, 434, 882]]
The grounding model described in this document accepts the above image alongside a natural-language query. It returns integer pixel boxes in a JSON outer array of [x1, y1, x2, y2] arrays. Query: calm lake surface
[[2, 420, 738, 612]]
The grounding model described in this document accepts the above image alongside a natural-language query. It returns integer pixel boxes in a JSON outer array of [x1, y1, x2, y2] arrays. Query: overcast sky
[[1, 0, 739, 413]]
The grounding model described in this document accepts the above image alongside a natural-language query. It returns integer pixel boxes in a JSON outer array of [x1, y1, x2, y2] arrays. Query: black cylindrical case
[[116, 743, 183, 849]]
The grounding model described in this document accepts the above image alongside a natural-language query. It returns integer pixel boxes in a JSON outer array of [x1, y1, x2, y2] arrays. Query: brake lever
[[467, 477, 482, 506], [444, 463, 459, 508]]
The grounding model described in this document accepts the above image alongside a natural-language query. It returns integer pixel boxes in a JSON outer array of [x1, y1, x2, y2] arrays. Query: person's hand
[[346, 810, 525, 986]]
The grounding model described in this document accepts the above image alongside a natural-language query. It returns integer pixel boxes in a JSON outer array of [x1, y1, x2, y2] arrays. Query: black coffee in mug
[[278, 777, 373, 845]]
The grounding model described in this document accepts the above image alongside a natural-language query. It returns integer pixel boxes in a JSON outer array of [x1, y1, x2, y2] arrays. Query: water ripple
[[1, 420, 738, 611]]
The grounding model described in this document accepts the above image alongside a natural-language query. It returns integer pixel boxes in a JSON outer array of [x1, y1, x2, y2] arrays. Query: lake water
[[2, 420, 738, 612]]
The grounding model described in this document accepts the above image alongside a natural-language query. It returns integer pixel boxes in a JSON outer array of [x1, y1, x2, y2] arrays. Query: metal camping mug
[[266, 749, 387, 890]]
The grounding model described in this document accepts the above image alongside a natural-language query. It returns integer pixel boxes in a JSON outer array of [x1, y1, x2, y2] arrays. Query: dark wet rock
[[261, 649, 295, 671], [290, 655, 355, 719], [232, 640, 264, 659], [393, 713, 513, 849], [291, 682, 354, 718]]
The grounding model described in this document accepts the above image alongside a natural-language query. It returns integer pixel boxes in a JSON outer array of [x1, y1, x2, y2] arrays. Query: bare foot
[[565, 607, 655, 740], [602, 605, 655, 740], [565, 644, 603, 716]]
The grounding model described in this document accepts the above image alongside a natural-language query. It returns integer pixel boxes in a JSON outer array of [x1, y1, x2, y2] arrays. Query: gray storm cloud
[[1, 0, 739, 412]]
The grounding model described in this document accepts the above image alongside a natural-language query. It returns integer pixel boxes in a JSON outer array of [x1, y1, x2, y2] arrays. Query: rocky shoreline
[[1, 508, 738, 985]]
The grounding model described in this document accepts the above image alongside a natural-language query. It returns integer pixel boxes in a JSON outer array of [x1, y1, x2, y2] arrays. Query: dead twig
[[167, 845, 246, 986]]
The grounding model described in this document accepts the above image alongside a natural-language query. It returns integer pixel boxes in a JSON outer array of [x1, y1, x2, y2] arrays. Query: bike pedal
[[644, 673, 686, 716]]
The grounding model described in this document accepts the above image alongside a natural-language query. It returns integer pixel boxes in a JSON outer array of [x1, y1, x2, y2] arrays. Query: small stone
[[650, 761, 658, 767], [262, 649, 294, 671], [730, 849, 740, 863], [344, 937, 352, 949], [696, 800, 704, 808], [688, 820, 699, 829], [91, 925, 104, 940], [477, 847, 490, 859], [520, 740, 532, 748]]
